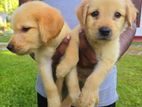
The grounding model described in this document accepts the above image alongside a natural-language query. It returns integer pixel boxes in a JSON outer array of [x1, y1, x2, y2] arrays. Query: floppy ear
[[76, 0, 89, 26], [38, 7, 64, 44], [125, 0, 138, 26]]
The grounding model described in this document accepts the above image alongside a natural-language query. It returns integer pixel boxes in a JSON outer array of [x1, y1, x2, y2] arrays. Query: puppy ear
[[76, 0, 89, 26], [125, 0, 138, 26], [38, 7, 64, 44]]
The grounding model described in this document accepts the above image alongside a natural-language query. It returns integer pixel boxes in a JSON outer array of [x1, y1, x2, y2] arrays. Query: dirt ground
[[127, 44, 142, 55]]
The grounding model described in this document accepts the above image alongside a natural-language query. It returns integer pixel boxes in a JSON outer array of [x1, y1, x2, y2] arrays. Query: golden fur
[[73, 0, 137, 107], [7, 0, 137, 107], [7, 1, 80, 107]]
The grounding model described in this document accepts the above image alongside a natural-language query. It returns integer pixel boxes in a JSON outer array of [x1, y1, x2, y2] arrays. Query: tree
[[0, 0, 18, 14]]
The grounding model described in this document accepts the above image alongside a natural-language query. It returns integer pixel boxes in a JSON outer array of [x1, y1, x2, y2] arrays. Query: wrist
[[119, 22, 136, 58]]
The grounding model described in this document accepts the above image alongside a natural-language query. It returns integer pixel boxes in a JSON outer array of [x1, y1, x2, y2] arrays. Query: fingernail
[[66, 35, 71, 40], [79, 29, 83, 33], [79, 27, 85, 33], [63, 35, 71, 43]]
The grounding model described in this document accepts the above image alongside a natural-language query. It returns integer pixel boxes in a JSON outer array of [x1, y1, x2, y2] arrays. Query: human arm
[[119, 0, 142, 57], [119, 23, 136, 57], [132, 0, 142, 27], [53, 0, 141, 67], [53, 25, 136, 68]]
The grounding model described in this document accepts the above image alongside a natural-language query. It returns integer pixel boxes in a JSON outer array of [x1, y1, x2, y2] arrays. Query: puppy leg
[[39, 59, 61, 107], [67, 67, 80, 104], [56, 33, 79, 78], [56, 77, 64, 100], [78, 60, 116, 107], [61, 96, 72, 107], [62, 67, 80, 107]]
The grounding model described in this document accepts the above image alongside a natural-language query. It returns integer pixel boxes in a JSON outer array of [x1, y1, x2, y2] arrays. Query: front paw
[[48, 96, 61, 107], [56, 63, 70, 78], [77, 88, 99, 107]]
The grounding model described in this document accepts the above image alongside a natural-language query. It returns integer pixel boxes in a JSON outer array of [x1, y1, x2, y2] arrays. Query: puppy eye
[[91, 10, 99, 17], [114, 12, 121, 18], [21, 27, 31, 32]]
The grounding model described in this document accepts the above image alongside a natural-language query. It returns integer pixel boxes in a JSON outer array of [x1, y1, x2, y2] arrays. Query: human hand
[[52, 34, 71, 66], [78, 29, 97, 68], [119, 22, 136, 59], [52, 29, 97, 68]]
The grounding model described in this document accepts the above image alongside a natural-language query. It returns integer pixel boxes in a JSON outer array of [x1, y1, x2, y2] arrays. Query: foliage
[[0, 32, 12, 42], [0, 0, 18, 14]]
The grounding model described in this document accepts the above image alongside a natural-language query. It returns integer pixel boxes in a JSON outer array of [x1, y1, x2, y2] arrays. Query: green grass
[[0, 35, 11, 42], [117, 55, 142, 107], [0, 31, 12, 42], [132, 42, 142, 45], [0, 50, 38, 107], [0, 50, 142, 107]]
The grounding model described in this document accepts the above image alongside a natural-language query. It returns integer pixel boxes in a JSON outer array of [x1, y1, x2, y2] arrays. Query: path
[[0, 42, 8, 50], [127, 44, 142, 55]]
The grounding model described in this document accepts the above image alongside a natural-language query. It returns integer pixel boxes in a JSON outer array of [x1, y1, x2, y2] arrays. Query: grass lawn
[[0, 31, 12, 42], [0, 35, 11, 42], [117, 55, 142, 107], [0, 50, 142, 107], [0, 50, 38, 107]]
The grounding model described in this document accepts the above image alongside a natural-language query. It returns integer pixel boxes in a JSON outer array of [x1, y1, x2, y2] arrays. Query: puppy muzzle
[[7, 44, 16, 53], [98, 26, 112, 40]]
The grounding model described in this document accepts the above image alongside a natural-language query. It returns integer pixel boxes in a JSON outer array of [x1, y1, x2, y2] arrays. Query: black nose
[[99, 27, 111, 36], [7, 44, 15, 52]]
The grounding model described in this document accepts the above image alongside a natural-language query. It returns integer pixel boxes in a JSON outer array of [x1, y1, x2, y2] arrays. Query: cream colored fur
[[8, 1, 80, 107], [69, 0, 137, 107], [37, 0, 137, 106]]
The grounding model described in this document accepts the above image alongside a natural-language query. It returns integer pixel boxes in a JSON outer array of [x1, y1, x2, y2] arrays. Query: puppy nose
[[7, 44, 15, 52], [99, 27, 111, 36]]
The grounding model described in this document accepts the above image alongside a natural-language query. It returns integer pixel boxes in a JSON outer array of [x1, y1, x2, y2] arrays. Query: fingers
[[57, 35, 71, 55], [78, 52, 96, 68], [52, 29, 97, 68], [52, 34, 71, 62], [78, 29, 97, 67], [119, 22, 136, 59], [79, 29, 89, 49]]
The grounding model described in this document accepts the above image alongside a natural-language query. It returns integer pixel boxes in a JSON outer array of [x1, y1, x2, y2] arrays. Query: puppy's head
[[7, 1, 64, 55], [77, 0, 137, 41]]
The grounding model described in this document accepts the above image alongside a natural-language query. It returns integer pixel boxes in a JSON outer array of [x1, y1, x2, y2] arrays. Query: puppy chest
[[37, 47, 56, 58], [92, 43, 119, 61]]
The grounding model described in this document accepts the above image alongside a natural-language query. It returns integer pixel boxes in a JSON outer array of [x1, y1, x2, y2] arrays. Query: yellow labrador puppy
[[71, 0, 137, 107], [7, 1, 80, 107]]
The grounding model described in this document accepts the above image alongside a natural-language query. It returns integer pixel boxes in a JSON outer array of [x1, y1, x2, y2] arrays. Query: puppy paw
[[48, 96, 61, 107], [67, 90, 80, 106], [56, 63, 70, 78], [77, 88, 99, 107]]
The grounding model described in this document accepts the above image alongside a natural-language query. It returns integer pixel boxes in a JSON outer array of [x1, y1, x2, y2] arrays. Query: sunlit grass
[[0, 50, 142, 107], [0, 50, 38, 107], [117, 55, 142, 107], [0, 34, 11, 42]]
